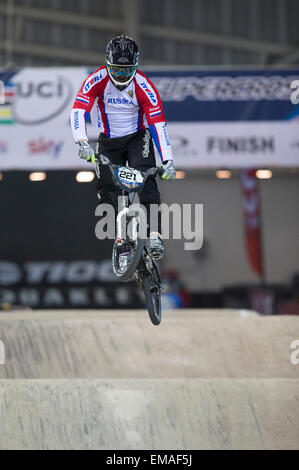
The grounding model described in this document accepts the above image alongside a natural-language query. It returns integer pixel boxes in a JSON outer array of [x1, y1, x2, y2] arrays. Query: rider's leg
[[95, 133, 127, 219]]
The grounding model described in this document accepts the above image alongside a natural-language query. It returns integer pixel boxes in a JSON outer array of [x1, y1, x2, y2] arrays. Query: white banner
[[0, 67, 299, 169], [0, 67, 91, 170], [168, 121, 299, 168]]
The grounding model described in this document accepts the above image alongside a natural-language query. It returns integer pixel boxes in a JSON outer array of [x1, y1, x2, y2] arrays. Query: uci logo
[[15, 80, 65, 98], [11, 69, 72, 125]]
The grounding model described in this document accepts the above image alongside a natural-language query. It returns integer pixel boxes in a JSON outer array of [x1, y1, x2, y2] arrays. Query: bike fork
[[116, 197, 139, 243]]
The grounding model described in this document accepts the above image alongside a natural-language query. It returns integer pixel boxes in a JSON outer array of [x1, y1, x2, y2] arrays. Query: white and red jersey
[[70, 66, 173, 162]]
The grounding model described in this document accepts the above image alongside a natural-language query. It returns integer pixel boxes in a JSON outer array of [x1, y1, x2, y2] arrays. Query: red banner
[[240, 169, 263, 277]]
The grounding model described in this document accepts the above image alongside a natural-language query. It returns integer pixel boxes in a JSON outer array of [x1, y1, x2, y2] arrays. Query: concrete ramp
[[0, 311, 297, 378], [0, 310, 298, 450], [0, 378, 298, 450]]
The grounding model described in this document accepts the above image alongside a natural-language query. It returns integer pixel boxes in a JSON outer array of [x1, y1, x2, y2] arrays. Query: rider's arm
[[70, 108, 88, 143], [70, 67, 106, 143], [134, 72, 173, 163]]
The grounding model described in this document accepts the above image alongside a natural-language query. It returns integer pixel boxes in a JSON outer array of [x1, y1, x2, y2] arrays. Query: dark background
[[0, 170, 107, 261]]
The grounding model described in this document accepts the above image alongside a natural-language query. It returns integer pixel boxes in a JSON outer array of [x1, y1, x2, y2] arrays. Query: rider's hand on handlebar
[[78, 140, 96, 164], [161, 160, 176, 180]]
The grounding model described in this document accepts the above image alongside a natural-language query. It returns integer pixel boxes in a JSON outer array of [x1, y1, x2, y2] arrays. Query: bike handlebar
[[94, 153, 164, 182]]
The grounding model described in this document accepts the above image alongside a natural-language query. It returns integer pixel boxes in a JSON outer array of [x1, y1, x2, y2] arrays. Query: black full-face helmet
[[105, 34, 139, 89]]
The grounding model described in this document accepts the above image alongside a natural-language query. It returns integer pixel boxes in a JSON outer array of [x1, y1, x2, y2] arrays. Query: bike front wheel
[[142, 273, 162, 325], [112, 236, 145, 282]]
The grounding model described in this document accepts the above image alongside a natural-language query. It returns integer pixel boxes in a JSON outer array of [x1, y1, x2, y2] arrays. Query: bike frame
[[93, 154, 164, 324], [95, 154, 160, 243]]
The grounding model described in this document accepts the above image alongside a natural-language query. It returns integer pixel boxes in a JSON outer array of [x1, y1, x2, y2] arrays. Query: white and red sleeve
[[134, 71, 173, 163], [70, 66, 106, 143]]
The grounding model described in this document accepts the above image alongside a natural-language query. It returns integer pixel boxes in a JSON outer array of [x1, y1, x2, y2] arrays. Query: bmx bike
[[95, 154, 164, 325]]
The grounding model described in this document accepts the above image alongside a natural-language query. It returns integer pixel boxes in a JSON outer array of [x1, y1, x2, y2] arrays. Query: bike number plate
[[116, 167, 144, 188]]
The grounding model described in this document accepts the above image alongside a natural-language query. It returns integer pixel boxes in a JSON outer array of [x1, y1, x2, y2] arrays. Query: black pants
[[96, 129, 161, 233]]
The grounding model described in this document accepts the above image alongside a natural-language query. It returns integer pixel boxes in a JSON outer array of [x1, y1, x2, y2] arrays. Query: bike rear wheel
[[142, 272, 162, 325]]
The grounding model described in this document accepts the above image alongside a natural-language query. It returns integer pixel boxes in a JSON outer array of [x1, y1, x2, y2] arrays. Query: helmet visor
[[106, 63, 138, 84]]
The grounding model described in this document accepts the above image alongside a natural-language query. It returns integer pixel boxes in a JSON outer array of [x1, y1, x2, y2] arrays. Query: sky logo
[[28, 138, 64, 158]]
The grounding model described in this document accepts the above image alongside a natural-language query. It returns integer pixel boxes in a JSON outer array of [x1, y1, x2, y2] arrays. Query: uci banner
[[0, 67, 298, 169]]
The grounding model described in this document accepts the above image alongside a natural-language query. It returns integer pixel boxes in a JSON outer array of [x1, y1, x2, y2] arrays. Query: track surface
[[0, 309, 298, 449], [0, 378, 298, 450], [0, 310, 296, 378]]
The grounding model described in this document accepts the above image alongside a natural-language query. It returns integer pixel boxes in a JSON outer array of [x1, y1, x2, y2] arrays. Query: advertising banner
[[0, 67, 87, 170], [0, 167, 143, 309], [0, 260, 143, 309], [0, 67, 299, 169]]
